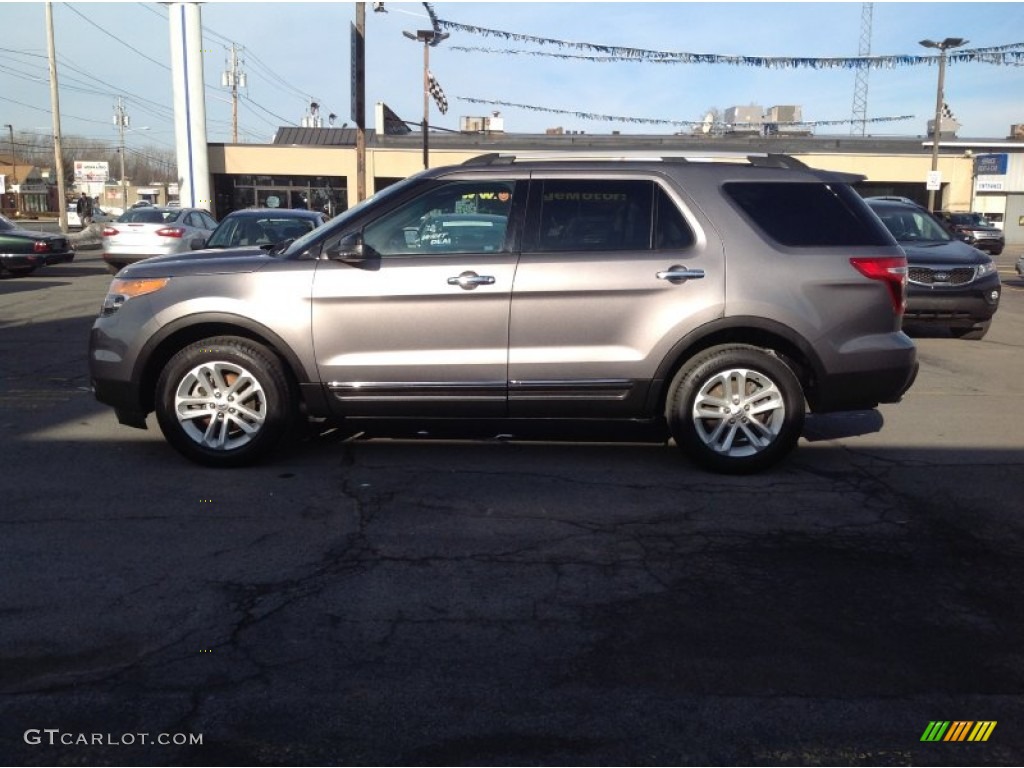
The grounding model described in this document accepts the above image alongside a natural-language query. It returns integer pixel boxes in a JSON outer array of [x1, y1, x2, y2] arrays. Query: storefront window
[[213, 174, 347, 218]]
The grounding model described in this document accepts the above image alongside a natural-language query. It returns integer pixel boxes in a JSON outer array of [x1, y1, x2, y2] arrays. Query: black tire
[[950, 320, 991, 341], [666, 344, 805, 474], [155, 336, 296, 467]]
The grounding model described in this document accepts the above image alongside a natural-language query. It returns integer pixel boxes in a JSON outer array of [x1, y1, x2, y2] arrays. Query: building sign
[[974, 153, 1008, 193], [976, 180, 1005, 192], [975, 154, 1008, 176], [74, 161, 110, 183]]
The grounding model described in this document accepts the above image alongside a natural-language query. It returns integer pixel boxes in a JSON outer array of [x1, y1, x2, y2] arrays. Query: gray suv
[[89, 153, 918, 473]]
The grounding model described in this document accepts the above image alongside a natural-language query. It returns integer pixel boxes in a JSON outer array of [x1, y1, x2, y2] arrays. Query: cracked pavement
[[1, 249, 1023, 765]]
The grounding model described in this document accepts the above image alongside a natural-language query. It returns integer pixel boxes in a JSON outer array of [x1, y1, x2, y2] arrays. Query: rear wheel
[[666, 345, 805, 474], [155, 336, 295, 467], [950, 320, 991, 341]]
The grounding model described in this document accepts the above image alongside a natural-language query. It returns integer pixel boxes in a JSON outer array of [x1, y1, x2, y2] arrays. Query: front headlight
[[976, 261, 997, 278], [100, 277, 170, 316]]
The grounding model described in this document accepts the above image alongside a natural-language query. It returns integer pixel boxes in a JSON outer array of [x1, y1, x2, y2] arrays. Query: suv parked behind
[[935, 210, 1005, 255], [867, 199, 1000, 340], [89, 153, 918, 473]]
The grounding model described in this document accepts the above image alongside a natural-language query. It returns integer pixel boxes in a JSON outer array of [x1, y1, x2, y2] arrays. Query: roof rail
[[461, 153, 515, 166], [461, 151, 808, 167]]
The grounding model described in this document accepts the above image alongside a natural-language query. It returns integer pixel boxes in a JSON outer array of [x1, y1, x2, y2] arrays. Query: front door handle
[[447, 271, 495, 290], [656, 265, 705, 284]]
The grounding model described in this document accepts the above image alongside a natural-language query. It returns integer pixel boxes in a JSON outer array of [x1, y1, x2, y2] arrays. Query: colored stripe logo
[[921, 721, 997, 742]]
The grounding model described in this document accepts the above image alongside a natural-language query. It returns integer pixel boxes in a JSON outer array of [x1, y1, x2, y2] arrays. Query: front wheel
[[155, 336, 295, 467], [666, 345, 805, 474]]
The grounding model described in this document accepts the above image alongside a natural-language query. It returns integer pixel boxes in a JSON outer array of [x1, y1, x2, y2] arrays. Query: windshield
[[874, 208, 952, 243], [0, 214, 15, 231], [118, 208, 178, 224], [281, 173, 427, 257], [953, 213, 993, 228], [207, 214, 319, 249]]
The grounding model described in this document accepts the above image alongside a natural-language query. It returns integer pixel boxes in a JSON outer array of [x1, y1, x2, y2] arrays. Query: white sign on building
[[74, 161, 110, 183]]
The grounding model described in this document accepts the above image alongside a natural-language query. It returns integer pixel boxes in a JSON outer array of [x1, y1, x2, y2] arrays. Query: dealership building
[[204, 111, 1024, 245]]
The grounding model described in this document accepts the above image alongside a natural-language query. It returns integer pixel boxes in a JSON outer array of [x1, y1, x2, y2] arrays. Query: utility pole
[[354, 1, 366, 203], [45, 2, 68, 231], [114, 97, 130, 213], [402, 28, 447, 169], [221, 43, 246, 143], [3, 124, 15, 214], [920, 37, 967, 212]]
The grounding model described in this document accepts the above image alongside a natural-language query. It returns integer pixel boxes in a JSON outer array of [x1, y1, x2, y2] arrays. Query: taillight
[[102, 226, 118, 237], [33, 240, 51, 253], [850, 256, 907, 315], [155, 227, 185, 238]]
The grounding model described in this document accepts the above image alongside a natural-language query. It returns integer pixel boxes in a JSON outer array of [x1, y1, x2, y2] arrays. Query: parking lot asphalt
[[1, 245, 1023, 766]]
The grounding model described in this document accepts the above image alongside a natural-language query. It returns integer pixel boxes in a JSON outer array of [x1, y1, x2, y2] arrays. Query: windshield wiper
[[267, 238, 295, 255]]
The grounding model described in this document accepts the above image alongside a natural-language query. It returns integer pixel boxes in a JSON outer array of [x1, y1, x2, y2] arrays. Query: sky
[[2, 0, 1024, 163]]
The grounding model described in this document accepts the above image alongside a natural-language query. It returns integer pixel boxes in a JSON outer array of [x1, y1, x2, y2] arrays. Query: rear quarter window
[[724, 181, 892, 247]]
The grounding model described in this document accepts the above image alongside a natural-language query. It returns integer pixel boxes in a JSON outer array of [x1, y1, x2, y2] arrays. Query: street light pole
[[919, 37, 967, 212], [4, 123, 16, 215], [403, 28, 448, 170]]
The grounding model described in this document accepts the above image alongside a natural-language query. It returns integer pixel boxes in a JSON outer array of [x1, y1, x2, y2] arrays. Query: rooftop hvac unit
[[460, 115, 504, 133]]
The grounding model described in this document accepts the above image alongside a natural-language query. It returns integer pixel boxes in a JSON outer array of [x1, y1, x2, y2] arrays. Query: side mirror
[[189, 236, 207, 250], [325, 232, 374, 265]]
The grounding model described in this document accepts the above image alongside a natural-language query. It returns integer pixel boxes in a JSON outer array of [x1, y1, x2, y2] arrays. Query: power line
[[60, 3, 170, 72]]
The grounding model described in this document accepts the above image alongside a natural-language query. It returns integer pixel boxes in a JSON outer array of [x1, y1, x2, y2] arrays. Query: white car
[[101, 206, 217, 274], [67, 203, 114, 229]]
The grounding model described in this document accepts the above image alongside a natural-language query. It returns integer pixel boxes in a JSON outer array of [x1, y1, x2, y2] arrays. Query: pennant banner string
[[436, 18, 1024, 69], [456, 97, 915, 129], [449, 45, 1024, 69]]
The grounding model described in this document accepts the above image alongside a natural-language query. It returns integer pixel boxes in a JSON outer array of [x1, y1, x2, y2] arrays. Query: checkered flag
[[428, 70, 448, 114], [942, 101, 956, 120]]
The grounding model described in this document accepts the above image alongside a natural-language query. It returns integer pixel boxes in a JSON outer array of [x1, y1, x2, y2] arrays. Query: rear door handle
[[447, 271, 495, 290], [656, 265, 705, 284]]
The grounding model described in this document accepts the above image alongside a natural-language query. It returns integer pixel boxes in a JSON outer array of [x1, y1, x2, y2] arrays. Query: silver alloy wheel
[[173, 360, 267, 450], [690, 367, 785, 458]]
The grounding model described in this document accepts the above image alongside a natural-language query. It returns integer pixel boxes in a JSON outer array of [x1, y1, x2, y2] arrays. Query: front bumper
[[961, 234, 1004, 254], [905, 273, 1001, 326]]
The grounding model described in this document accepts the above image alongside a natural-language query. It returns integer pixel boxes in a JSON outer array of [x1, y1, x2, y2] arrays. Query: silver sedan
[[102, 206, 217, 274]]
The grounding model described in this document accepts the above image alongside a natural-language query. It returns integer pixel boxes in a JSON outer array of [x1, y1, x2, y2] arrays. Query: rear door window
[[529, 179, 694, 252]]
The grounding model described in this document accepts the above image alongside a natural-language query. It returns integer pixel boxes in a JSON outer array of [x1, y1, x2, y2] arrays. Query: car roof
[[223, 208, 321, 218]]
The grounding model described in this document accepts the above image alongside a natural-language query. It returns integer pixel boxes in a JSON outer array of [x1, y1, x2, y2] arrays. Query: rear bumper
[[809, 330, 919, 412], [0, 253, 47, 271], [45, 249, 76, 265], [812, 359, 918, 411]]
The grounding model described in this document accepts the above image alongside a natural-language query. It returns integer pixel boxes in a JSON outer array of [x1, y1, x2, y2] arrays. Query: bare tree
[[19, 132, 176, 186]]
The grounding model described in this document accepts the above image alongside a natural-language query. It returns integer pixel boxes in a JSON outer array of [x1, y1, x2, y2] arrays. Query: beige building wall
[[210, 144, 981, 212], [794, 152, 975, 210]]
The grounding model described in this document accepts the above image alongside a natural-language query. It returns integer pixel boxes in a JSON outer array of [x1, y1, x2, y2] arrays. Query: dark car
[[0, 214, 75, 277], [867, 199, 1000, 340], [191, 208, 328, 251], [935, 210, 1005, 255]]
